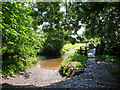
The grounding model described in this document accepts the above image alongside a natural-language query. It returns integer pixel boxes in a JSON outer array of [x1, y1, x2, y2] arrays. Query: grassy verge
[[59, 51, 87, 77], [97, 55, 120, 79], [61, 43, 87, 54]]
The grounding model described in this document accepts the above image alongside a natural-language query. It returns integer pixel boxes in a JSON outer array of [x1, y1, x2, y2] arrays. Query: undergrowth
[[97, 55, 120, 65], [2, 56, 37, 77], [59, 51, 87, 77], [97, 55, 120, 79], [108, 67, 120, 79]]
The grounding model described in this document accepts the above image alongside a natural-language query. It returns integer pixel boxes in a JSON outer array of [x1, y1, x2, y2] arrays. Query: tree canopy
[[1, 2, 120, 77], [66, 2, 120, 56]]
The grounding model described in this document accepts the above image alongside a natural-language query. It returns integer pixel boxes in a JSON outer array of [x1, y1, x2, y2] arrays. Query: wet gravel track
[[2, 49, 120, 89]]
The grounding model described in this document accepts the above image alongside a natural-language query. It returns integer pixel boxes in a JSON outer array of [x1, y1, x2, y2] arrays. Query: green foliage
[[76, 35, 88, 43], [108, 67, 120, 79], [2, 2, 39, 77], [87, 39, 97, 49], [68, 52, 87, 67], [61, 43, 87, 54], [33, 2, 90, 56], [67, 2, 120, 57], [65, 68, 71, 76], [59, 52, 87, 76], [3, 2, 119, 78], [35, 2, 70, 56], [97, 55, 120, 65], [2, 56, 37, 77], [97, 55, 106, 61], [40, 32, 65, 57]]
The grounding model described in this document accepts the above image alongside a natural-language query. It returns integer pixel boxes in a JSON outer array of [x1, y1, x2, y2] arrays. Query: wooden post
[[95, 43, 99, 56], [80, 47, 82, 55], [85, 47, 87, 56]]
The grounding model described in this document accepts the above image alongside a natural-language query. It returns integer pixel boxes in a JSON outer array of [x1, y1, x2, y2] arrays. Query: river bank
[[2, 48, 78, 88], [44, 57, 120, 88], [2, 48, 120, 89], [2, 66, 66, 87]]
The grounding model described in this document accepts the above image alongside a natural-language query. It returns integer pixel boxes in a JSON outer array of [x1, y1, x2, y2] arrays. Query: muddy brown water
[[34, 53, 70, 70], [34, 57, 62, 70]]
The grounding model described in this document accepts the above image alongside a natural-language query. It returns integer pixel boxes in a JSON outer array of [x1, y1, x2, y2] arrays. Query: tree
[[2, 2, 39, 76], [66, 2, 120, 57], [35, 2, 70, 56]]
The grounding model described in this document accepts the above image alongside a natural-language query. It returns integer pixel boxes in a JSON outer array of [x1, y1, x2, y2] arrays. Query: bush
[[2, 56, 37, 77], [68, 52, 87, 67], [2, 2, 38, 77], [97, 55, 120, 79], [97, 55, 120, 64], [40, 33, 64, 57], [108, 67, 120, 79], [59, 52, 87, 77]]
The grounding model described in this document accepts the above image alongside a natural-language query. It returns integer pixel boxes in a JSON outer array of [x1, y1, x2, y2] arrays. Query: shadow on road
[[1, 49, 120, 89], [2, 83, 43, 90]]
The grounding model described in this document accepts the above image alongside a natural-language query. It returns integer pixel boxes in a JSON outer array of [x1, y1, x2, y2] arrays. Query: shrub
[[59, 52, 87, 77], [97, 55, 120, 79], [40, 33, 64, 57], [97, 55, 120, 64], [108, 67, 120, 79], [2, 56, 37, 77], [2, 2, 38, 77]]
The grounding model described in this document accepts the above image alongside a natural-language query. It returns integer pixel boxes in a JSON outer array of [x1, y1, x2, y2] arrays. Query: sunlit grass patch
[[62, 43, 87, 54]]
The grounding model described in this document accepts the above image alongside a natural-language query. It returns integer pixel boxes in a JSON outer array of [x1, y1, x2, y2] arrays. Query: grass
[[61, 43, 87, 54], [59, 51, 87, 77], [97, 55, 120, 79], [59, 42, 88, 77]]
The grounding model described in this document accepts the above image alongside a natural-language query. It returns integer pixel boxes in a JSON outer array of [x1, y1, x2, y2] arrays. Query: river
[[33, 48, 77, 70]]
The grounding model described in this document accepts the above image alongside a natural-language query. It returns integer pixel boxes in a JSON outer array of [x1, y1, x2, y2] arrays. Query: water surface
[[34, 49, 76, 70]]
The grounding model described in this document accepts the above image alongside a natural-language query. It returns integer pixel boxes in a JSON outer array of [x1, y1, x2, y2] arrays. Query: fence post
[[80, 47, 82, 55], [95, 43, 99, 56], [85, 47, 87, 56]]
